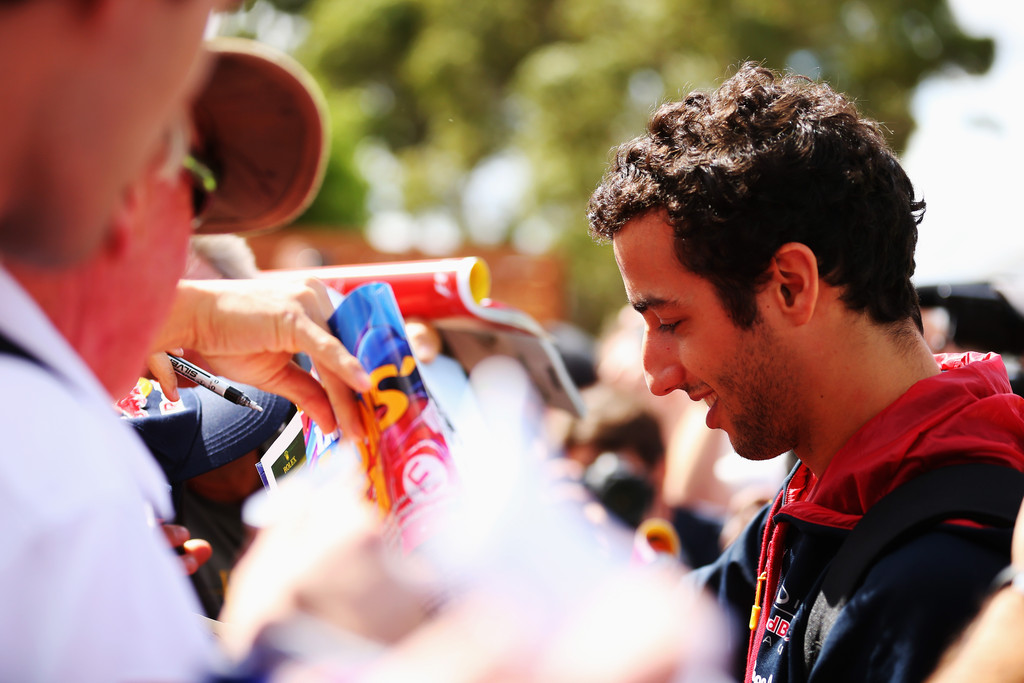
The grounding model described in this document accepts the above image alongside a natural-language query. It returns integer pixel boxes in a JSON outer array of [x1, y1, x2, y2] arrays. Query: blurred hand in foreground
[[218, 474, 433, 661], [216, 463, 731, 682]]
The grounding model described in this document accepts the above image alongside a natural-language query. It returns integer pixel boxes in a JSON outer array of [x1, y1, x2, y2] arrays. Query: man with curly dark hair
[[589, 62, 1024, 683]]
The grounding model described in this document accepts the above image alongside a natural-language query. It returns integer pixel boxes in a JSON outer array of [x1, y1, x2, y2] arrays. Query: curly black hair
[[588, 62, 925, 329]]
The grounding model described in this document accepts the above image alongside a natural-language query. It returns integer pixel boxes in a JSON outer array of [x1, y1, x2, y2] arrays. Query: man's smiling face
[[612, 210, 798, 462]]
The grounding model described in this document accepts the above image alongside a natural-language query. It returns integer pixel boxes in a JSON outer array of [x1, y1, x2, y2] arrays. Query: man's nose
[[641, 329, 684, 397]]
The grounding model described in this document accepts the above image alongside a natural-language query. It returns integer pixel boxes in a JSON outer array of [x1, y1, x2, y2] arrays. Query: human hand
[[146, 349, 183, 402], [223, 506, 721, 682], [219, 474, 432, 660], [153, 278, 371, 437], [162, 523, 213, 575], [405, 317, 442, 364]]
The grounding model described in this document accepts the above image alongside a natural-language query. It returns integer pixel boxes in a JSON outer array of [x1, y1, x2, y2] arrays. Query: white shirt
[[0, 266, 215, 681]]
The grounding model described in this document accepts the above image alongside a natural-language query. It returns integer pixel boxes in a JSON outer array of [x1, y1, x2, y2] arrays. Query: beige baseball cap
[[191, 37, 330, 235]]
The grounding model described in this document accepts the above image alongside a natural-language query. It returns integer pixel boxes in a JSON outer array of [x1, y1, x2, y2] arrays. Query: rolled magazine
[[261, 257, 583, 416], [329, 282, 459, 552]]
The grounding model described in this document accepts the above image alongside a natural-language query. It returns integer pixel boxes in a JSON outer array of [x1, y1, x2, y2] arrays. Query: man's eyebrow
[[630, 294, 675, 314]]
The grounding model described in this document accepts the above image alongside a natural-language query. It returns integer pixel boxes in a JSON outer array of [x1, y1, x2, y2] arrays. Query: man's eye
[[658, 320, 680, 333]]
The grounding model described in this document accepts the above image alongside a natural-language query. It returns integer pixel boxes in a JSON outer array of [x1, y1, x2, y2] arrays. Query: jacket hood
[[780, 351, 1024, 530]]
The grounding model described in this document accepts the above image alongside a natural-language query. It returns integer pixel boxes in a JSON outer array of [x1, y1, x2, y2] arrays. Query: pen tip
[[251, 402, 264, 412]]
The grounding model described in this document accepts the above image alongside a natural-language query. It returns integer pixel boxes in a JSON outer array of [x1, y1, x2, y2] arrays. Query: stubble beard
[[718, 322, 798, 462]]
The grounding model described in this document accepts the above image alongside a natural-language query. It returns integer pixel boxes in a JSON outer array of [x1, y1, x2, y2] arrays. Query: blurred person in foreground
[[119, 36, 336, 609], [588, 61, 1024, 683], [1, 124, 220, 683], [0, 0, 224, 265], [0, 37, 372, 681], [124, 38, 446, 630], [123, 235, 296, 616], [143, 36, 369, 436]]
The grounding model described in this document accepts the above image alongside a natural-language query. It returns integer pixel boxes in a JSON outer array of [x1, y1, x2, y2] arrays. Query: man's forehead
[[612, 219, 699, 313]]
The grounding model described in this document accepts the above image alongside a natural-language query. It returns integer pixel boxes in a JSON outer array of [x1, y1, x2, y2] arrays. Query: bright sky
[[904, 0, 1024, 286]]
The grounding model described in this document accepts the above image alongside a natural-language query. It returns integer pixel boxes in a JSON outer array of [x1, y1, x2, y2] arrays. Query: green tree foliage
[[273, 0, 992, 331]]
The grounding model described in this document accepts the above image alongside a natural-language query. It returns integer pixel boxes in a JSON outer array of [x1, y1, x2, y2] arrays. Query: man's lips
[[686, 388, 720, 428], [686, 388, 715, 405]]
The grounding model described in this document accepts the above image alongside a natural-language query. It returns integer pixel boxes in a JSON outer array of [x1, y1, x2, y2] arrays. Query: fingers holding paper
[[153, 278, 370, 436]]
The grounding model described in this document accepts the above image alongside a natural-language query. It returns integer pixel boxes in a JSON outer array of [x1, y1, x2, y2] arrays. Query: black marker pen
[[167, 354, 264, 412]]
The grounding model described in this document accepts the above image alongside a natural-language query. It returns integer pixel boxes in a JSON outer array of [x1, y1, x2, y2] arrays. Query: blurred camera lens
[[582, 452, 654, 528]]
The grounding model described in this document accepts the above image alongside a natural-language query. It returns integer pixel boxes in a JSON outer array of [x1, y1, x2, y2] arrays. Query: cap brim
[[192, 383, 296, 472], [191, 37, 330, 235]]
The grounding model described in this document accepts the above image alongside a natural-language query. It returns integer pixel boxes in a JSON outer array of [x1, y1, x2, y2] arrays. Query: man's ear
[[765, 242, 819, 325]]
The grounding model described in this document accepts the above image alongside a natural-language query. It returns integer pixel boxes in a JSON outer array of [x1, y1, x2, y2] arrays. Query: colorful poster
[[328, 282, 459, 553]]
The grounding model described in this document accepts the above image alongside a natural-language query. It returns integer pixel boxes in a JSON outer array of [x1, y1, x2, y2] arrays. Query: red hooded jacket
[[695, 351, 1024, 683]]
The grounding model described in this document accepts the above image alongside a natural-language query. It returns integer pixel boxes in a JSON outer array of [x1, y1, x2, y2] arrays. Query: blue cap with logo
[[119, 377, 295, 483]]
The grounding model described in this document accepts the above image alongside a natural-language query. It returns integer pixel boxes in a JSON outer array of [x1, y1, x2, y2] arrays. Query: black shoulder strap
[[802, 463, 1024, 672]]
